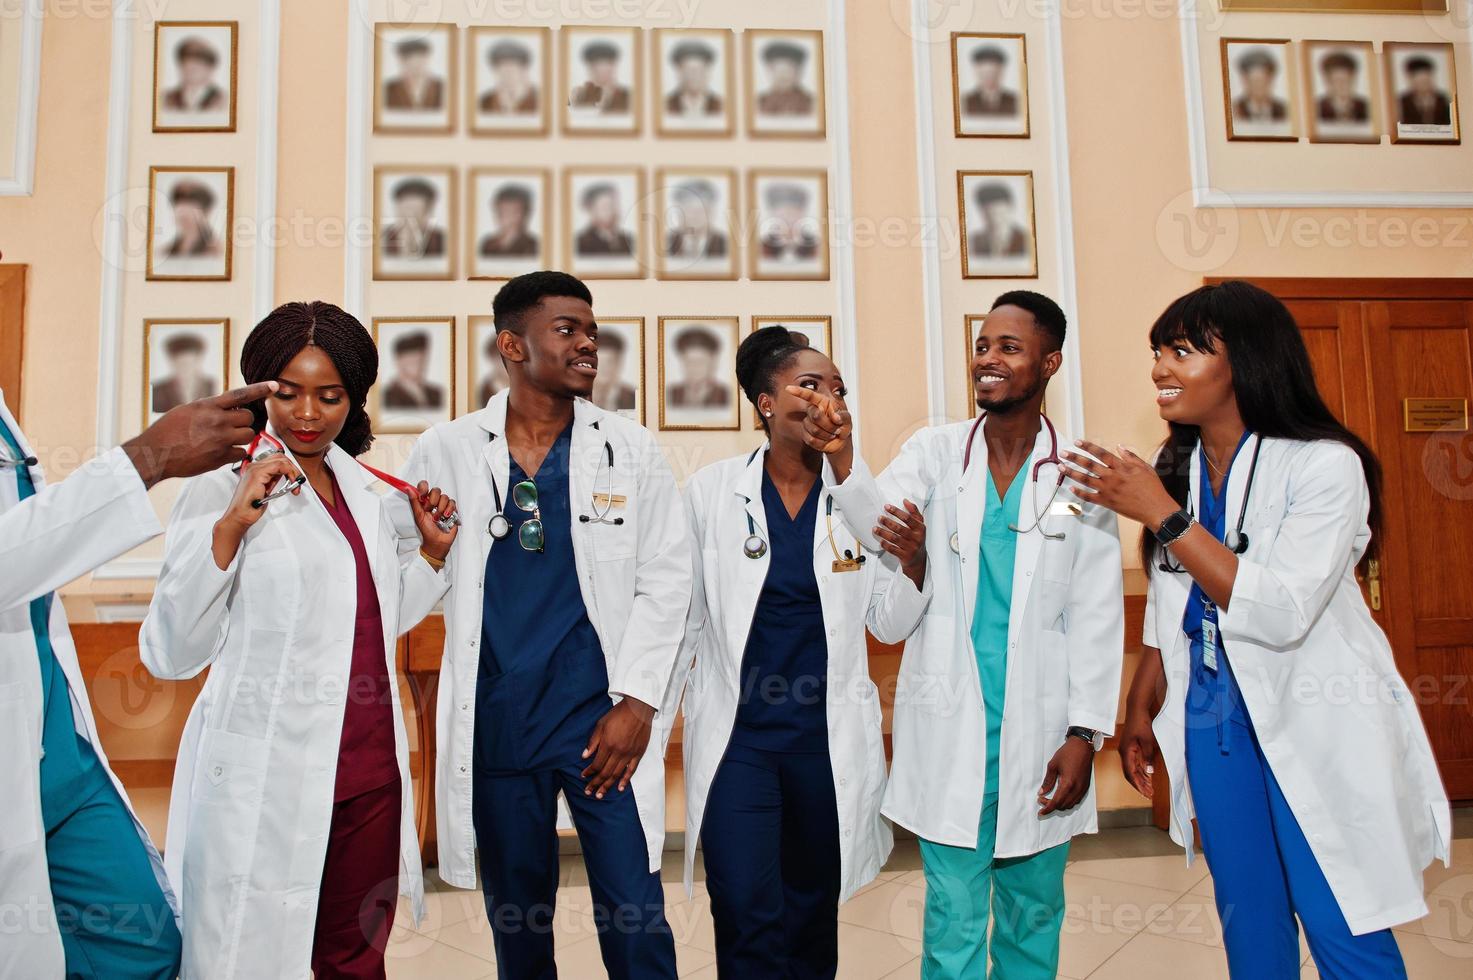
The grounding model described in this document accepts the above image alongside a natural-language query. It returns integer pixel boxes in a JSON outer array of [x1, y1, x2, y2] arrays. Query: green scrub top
[[971, 469, 1023, 799]]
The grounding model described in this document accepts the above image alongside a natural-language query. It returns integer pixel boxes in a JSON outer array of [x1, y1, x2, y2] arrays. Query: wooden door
[[0, 265, 24, 420], [1215, 279, 1473, 801]]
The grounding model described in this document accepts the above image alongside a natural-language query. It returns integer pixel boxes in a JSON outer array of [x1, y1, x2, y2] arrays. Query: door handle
[[1366, 558, 1383, 612]]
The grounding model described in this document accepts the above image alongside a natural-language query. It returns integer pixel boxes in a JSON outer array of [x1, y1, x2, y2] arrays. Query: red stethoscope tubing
[[960, 412, 1065, 487], [246, 432, 460, 528]]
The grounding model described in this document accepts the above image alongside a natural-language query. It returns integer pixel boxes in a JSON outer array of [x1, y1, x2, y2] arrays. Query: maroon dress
[[311, 470, 402, 980]]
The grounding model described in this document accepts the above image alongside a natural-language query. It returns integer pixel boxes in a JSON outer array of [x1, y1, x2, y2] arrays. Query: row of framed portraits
[[1221, 38, 1461, 145], [372, 166, 830, 282], [372, 23, 826, 139], [142, 314, 833, 433]]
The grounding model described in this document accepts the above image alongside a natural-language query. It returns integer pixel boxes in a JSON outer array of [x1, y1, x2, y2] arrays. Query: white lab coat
[[399, 392, 692, 887], [670, 448, 925, 903], [0, 391, 176, 980], [1143, 436, 1451, 935], [138, 434, 450, 979], [830, 418, 1124, 855]]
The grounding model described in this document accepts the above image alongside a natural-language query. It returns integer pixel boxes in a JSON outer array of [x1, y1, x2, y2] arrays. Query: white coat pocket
[[191, 728, 270, 806], [0, 682, 40, 851]]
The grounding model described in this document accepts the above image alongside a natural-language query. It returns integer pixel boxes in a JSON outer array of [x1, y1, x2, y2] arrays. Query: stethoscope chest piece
[[743, 533, 768, 560], [949, 531, 960, 554], [488, 513, 511, 541]]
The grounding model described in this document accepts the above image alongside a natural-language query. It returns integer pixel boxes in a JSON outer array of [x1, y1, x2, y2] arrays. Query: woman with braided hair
[[670, 326, 929, 977], [139, 301, 459, 979]]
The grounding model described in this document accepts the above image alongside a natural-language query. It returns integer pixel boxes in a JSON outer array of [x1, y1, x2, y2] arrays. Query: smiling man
[[794, 290, 1124, 979], [402, 270, 689, 979]]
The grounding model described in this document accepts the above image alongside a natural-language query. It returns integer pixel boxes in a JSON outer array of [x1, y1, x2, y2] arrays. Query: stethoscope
[[244, 430, 461, 532], [740, 449, 866, 569], [485, 426, 623, 540], [948, 412, 1068, 554], [0, 448, 38, 469], [1157, 434, 1262, 574]]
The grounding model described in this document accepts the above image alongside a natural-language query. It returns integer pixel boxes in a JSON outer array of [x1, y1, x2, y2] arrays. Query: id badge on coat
[[1202, 608, 1219, 673]]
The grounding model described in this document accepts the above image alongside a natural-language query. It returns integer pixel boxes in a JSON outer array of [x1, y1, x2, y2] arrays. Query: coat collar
[[475, 389, 605, 439]]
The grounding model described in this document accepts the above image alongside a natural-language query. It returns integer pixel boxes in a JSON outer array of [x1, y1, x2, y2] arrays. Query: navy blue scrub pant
[[472, 762, 677, 980], [700, 743, 842, 979], [1186, 712, 1406, 979]]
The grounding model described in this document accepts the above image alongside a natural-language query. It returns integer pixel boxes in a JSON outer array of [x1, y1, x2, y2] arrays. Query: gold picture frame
[[152, 21, 239, 134], [744, 29, 827, 139], [747, 169, 830, 282], [373, 23, 458, 136], [950, 32, 1030, 139], [964, 313, 986, 419], [655, 166, 739, 281], [652, 28, 736, 138], [957, 170, 1038, 280], [1303, 39, 1381, 145], [466, 26, 551, 138], [657, 315, 741, 431], [142, 318, 230, 427], [563, 166, 647, 280], [1384, 41, 1461, 145], [370, 316, 457, 433], [561, 26, 644, 138], [466, 167, 552, 281], [373, 165, 457, 282], [145, 166, 235, 282], [1220, 38, 1299, 142], [592, 316, 647, 425]]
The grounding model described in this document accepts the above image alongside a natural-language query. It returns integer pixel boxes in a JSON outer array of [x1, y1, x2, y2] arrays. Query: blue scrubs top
[[476, 422, 610, 774], [1183, 433, 1253, 740], [0, 416, 98, 810], [731, 470, 829, 753], [972, 470, 1024, 798]]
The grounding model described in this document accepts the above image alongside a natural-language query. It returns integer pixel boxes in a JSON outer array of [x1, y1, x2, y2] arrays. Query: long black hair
[[736, 325, 811, 434], [1140, 280, 1383, 569], [239, 301, 379, 457]]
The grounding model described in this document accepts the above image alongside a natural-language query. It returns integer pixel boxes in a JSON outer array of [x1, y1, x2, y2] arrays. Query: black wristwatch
[[1154, 508, 1195, 547], [1067, 726, 1103, 752]]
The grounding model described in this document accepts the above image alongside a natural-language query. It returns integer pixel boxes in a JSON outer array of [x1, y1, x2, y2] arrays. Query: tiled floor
[[385, 825, 1473, 979]]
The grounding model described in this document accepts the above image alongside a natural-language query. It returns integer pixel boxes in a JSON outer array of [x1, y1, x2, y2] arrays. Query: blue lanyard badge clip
[[1201, 601, 1219, 673]]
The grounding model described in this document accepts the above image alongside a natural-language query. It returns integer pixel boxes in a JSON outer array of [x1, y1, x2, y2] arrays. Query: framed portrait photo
[[745, 29, 826, 138], [467, 168, 550, 281], [152, 22, 237, 133], [146, 167, 234, 282], [591, 317, 646, 424], [1384, 42, 1460, 145], [373, 23, 456, 135], [467, 315, 509, 413], [653, 28, 734, 137], [142, 318, 229, 426], [749, 170, 829, 281], [964, 314, 987, 418], [467, 26, 550, 137], [1304, 40, 1380, 144], [1220, 38, 1297, 142], [655, 168, 737, 281], [750, 315, 832, 429], [951, 33, 1029, 138], [371, 316, 455, 433], [958, 170, 1037, 280], [658, 316, 740, 431], [374, 166, 456, 281], [562, 26, 642, 137], [565, 168, 646, 280]]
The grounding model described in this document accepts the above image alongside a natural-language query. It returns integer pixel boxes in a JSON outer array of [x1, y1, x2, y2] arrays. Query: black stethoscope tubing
[[1157, 434, 1262, 573]]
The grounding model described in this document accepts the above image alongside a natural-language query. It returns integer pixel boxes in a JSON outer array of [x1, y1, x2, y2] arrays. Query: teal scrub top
[[971, 469, 1024, 798], [0, 415, 98, 811]]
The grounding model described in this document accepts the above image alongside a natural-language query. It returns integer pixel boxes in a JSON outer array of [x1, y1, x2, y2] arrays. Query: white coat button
[[468, 638, 476, 647], [828, 628, 836, 638], [843, 830, 852, 839], [839, 777, 848, 787], [459, 766, 467, 774], [1026, 571, 1032, 577], [213, 765, 223, 777], [461, 702, 469, 711]]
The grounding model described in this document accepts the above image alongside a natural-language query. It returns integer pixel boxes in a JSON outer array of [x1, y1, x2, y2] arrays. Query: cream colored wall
[[3, 4, 1471, 589]]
